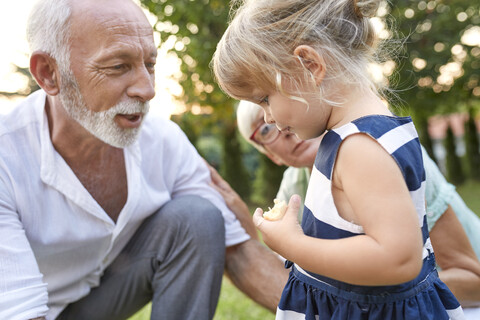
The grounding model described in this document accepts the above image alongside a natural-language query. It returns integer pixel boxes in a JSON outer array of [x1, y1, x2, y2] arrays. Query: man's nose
[[127, 66, 156, 102]]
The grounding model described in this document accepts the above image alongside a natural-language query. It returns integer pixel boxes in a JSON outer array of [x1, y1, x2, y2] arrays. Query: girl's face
[[254, 84, 332, 141], [251, 111, 321, 168]]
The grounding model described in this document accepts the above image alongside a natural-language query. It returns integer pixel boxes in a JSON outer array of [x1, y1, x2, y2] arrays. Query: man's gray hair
[[26, 0, 72, 71]]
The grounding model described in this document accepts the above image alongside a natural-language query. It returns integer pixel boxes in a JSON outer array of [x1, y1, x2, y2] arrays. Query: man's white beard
[[58, 71, 150, 148]]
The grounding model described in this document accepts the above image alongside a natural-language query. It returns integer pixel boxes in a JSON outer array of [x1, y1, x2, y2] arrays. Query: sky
[[0, 0, 182, 118]]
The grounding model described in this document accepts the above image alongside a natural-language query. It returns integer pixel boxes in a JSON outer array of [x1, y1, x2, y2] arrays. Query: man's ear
[[30, 51, 60, 96], [293, 45, 326, 86]]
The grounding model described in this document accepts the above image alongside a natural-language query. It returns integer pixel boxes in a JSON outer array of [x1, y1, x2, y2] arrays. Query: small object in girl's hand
[[263, 199, 288, 221]]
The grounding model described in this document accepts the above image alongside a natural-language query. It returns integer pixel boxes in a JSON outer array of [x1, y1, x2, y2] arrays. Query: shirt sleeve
[[422, 146, 455, 231], [0, 168, 49, 320], [276, 167, 309, 222], [167, 126, 250, 247]]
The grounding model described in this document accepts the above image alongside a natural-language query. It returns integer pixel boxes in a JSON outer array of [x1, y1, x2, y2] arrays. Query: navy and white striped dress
[[276, 115, 465, 320]]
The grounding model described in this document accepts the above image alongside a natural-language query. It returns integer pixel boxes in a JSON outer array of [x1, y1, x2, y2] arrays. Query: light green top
[[422, 146, 480, 259], [275, 166, 310, 222]]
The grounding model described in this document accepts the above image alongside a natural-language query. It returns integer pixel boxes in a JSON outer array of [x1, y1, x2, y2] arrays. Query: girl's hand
[[253, 194, 304, 258]]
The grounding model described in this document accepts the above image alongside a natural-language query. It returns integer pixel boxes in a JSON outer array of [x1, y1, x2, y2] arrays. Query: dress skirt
[[276, 263, 465, 320]]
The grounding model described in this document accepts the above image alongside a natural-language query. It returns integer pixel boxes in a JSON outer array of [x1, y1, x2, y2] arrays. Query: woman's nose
[[263, 111, 275, 124]]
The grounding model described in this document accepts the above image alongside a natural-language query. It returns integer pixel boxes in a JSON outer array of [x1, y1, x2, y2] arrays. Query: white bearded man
[[0, 0, 288, 319]]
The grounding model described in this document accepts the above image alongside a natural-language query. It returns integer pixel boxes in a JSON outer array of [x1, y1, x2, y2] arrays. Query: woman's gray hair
[[236, 100, 267, 153], [26, 0, 72, 72]]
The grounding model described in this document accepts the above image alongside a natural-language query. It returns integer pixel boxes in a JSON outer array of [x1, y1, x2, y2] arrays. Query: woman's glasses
[[249, 122, 280, 145]]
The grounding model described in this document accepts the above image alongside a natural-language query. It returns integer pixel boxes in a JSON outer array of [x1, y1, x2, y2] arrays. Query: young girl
[[212, 0, 465, 319]]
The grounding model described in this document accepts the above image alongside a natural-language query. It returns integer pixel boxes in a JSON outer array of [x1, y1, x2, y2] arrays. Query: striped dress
[[276, 115, 465, 320]]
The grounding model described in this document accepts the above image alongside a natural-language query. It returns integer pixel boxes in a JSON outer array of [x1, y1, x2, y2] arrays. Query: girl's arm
[[254, 134, 423, 286]]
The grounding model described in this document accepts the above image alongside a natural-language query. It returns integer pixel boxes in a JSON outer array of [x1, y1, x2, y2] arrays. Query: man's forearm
[[225, 239, 289, 313]]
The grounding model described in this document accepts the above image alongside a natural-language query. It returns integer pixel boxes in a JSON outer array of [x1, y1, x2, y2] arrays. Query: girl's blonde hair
[[212, 0, 385, 105]]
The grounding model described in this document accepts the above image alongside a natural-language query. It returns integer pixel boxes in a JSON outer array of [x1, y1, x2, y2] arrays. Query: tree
[[445, 125, 465, 185], [139, 0, 274, 200], [220, 119, 251, 200], [389, 0, 480, 111], [0, 65, 39, 98], [464, 108, 480, 180], [251, 154, 286, 207], [387, 1, 480, 148]]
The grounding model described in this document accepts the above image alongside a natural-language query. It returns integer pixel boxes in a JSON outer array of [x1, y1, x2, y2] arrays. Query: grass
[[456, 179, 480, 217], [128, 276, 274, 320], [128, 179, 480, 319], [212, 277, 275, 320]]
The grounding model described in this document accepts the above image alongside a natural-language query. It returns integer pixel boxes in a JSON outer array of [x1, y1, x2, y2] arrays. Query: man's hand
[[224, 239, 289, 313]]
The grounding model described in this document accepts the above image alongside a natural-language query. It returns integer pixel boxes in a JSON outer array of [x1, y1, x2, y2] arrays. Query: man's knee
[[156, 195, 225, 249]]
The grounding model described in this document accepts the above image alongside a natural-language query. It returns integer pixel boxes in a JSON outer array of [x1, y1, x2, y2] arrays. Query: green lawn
[[456, 180, 480, 217], [129, 179, 480, 319], [128, 276, 274, 320]]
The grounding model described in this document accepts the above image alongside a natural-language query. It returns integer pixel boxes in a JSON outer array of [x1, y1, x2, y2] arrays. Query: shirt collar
[[38, 91, 143, 224]]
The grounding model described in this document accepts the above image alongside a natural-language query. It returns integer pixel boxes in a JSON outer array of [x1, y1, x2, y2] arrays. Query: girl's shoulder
[[317, 114, 423, 184], [330, 114, 414, 141]]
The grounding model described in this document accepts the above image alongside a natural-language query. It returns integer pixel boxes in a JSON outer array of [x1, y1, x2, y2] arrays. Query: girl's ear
[[29, 51, 60, 96], [294, 45, 326, 86]]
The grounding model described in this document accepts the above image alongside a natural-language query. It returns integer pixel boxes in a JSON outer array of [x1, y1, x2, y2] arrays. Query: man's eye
[[111, 64, 126, 70], [145, 62, 156, 73]]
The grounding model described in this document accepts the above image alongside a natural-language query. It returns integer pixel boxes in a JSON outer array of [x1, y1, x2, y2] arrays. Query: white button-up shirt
[[0, 90, 249, 320]]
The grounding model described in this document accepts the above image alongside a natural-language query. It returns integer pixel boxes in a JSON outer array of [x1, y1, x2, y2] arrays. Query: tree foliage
[[465, 109, 480, 180], [388, 1, 480, 116], [251, 154, 286, 207], [141, 0, 233, 114], [0, 65, 39, 98], [2, 0, 478, 200], [445, 125, 465, 185], [220, 118, 252, 200], [139, 0, 255, 198], [384, 1, 480, 169]]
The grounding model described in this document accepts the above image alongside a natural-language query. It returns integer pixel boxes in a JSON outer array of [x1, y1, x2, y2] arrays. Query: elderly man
[[0, 0, 287, 319]]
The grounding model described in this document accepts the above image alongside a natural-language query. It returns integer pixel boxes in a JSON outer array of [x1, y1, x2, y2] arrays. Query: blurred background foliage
[[1, 0, 479, 206], [387, 0, 480, 162], [139, 0, 480, 204], [140, 0, 285, 205]]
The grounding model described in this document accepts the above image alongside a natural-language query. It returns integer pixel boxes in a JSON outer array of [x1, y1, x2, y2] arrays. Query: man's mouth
[[115, 113, 143, 128], [123, 114, 141, 121]]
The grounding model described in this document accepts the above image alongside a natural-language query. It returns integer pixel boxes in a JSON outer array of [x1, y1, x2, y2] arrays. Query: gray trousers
[[57, 195, 226, 320]]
